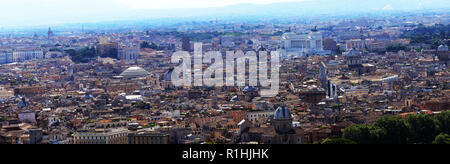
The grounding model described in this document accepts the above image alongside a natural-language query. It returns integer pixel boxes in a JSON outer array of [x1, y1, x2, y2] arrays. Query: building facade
[[13, 47, 44, 62], [128, 130, 169, 144], [281, 31, 329, 57], [118, 46, 140, 60], [0, 48, 13, 64], [72, 128, 129, 144], [245, 110, 274, 124], [18, 110, 36, 124]]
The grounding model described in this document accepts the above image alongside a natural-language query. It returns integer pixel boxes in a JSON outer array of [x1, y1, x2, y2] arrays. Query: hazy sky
[[0, 0, 448, 27], [0, 0, 308, 26], [116, 0, 307, 9]]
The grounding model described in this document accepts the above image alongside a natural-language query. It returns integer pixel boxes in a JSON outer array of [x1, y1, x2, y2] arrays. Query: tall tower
[[48, 27, 53, 44], [356, 26, 365, 40], [437, 44, 449, 65], [182, 36, 191, 52], [319, 62, 328, 90]]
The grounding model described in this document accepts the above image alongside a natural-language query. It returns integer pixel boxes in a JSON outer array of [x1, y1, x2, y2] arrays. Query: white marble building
[[118, 46, 140, 60], [280, 31, 330, 57]]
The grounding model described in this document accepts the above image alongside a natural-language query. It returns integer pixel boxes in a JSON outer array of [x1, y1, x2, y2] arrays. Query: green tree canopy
[[432, 133, 450, 144], [433, 111, 450, 135], [401, 24, 450, 48], [321, 138, 357, 144], [405, 114, 437, 144], [140, 41, 163, 50], [342, 124, 374, 144], [65, 47, 97, 63], [340, 111, 450, 144], [372, 115, 410, 144]]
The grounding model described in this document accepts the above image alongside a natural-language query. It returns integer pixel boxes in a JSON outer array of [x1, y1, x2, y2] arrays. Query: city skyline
[[0, 0, 449, 147]]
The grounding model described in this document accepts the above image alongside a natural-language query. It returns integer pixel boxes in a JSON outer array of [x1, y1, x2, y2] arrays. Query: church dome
[[345, 48, 361, 56], [274, 105, 292, 120], [163, 68, 174, 81], [438, 45, 449, 51], [243, 86, 256, 92], [120, 67, 150, 78]]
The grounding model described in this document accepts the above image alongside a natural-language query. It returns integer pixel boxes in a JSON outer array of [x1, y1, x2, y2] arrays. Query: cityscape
[[0, 0, 449, 145]]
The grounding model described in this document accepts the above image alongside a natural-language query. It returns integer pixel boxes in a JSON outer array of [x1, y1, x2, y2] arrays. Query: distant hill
[[1, 0, 449, 28], [128, 0, 450, 18]]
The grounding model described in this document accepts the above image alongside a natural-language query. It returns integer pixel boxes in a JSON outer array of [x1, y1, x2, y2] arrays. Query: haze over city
[[1, 0, 450, 27]]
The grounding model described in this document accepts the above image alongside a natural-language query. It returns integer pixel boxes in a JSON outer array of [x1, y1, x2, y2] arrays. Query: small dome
[[18, 98, 28, 108], [243, 86, 256, 92], [438, 45, 449, 51], [83, 94, 93, 99], [274, 105, 292, 120], [230, 96, 238, 102], [120, 67, 150, 78], [163, 69, 173, 81]]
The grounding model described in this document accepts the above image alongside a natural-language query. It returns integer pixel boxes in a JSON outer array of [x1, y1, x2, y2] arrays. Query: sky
[[0, 0, 308, 27], [116, 0, 307, 9], [0, 0, 448, 27]]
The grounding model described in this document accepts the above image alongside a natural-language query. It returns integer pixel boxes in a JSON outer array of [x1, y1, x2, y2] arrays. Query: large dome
[[274, 105, 292, 120], [120, 67, 150, 78]]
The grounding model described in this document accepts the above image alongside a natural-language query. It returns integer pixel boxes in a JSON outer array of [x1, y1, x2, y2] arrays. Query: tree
[[401, 24, 450, 48], [433, 111, 450, 135], [65, 47, 97, 63], [206, 141, 218, 144], [342, 124, 373, 144], [372, 115, 410, 144], [341, 112, 450, 144], [386, 44, 408, 52], [140, 41, 151, 48], [405, 114, 437, 144], [49, 48, 62, 52], [140, 41, 162, 50], [100, 47, 118, 59], [321, 138, 356, 144], [432, 133, 450, 144]]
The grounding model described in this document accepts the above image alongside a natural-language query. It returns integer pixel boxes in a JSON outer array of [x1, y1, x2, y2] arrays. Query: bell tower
[[48, 27, 53, 44]]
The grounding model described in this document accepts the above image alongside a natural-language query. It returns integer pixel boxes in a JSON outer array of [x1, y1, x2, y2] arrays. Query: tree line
[[321, 111, 450, 144], [401, 24, 450, 49], [65, 46, 118, 63]]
